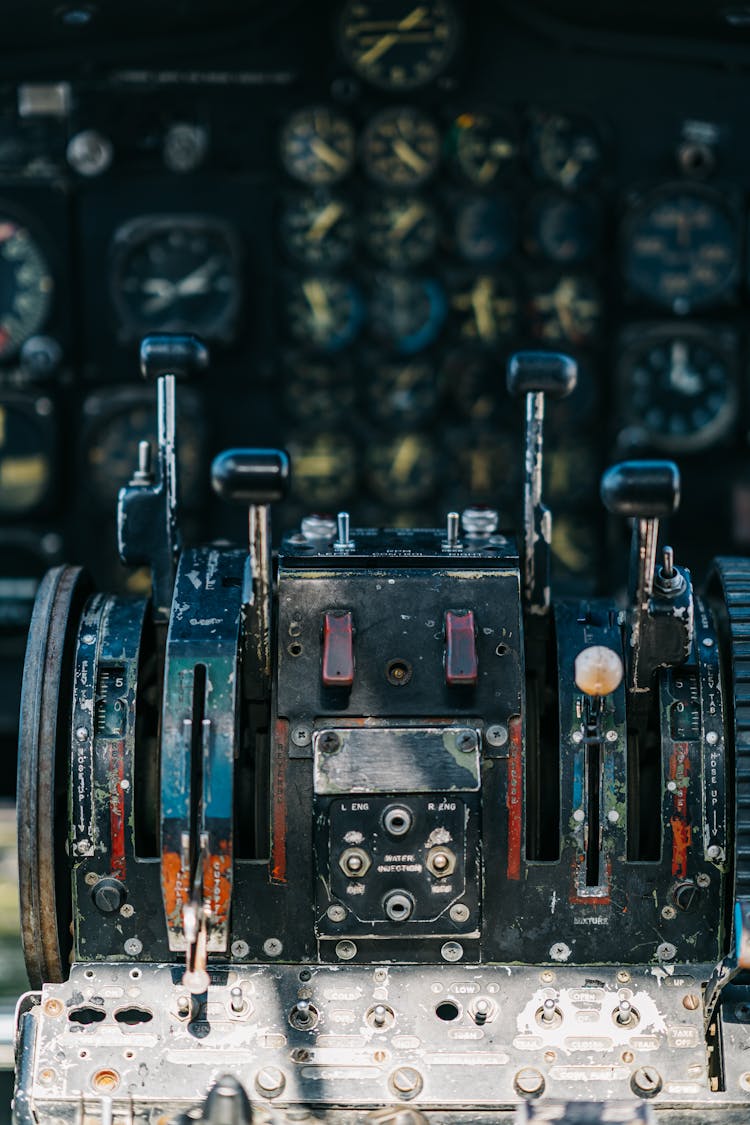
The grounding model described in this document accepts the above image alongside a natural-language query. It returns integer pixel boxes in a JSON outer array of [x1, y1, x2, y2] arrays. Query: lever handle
[[600, 461, 680, 520], [211, 449, 291, 507], [507, 350, 577, 399], [140, 333, 210, 382]]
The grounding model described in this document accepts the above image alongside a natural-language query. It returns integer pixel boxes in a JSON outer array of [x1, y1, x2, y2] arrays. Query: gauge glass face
[[284, 357, 356, 423], [285, 432, 357, 506], [111, 218, 241, 340], [286, 276, 364, 352], [529, 112, 602, 190], [621, 334, 736, 451], [280, 195, 355, 267], [0, 220, 53, 361], [528, 274, 601, 346], [454, 196, 515, 263], [447, 111, 518, 187], [86, 400, 203, 508], [369, 274, 446, 354], [366, 432, 438, 504], [365, 196, 439, 267], [450, 273, 518, 346], [527, 193, 598, 264], [338, 0, 458, 90], [362, 107, 441, 188], [280, 107, 356, 185], [0, 401, 51, 514], [366, 358, 439, 423], [623, 191, 738, 311]]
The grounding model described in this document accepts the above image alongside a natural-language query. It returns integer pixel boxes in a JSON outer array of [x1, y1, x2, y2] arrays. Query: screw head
[[550, 942, 571, 962], [291, 725, 312, 748], [336, 939, 357, 961], [263, 938, 283, 957], [485, 723, 508, 748], [231, 940, 250, 958], [631, 1066, 662, 1097], [449, 903, 470, 923], [514, 1067, 545, 1097], [441, 941, 464, 963], [606, 729, 618, 742], [124, 937, 142, 956], [318, 731, 341, 753], [92, 877, 126, 915], [656, 942, 676, 961], [255, 1066, 286, 1097], [327, 903, 347, 922], [389, 1066, 423, 1100], [455, 730, 477, 753]]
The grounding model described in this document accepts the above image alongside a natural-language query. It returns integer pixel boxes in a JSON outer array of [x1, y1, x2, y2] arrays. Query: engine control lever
[[601, 461, 690, 694], [117, 333, 209, 621], [212, 448, 291, 692], [507, 350, 577, 613]]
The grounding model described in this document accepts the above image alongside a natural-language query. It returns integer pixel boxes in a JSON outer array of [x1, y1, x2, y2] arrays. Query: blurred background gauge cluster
[[0, 0, 749, 784]]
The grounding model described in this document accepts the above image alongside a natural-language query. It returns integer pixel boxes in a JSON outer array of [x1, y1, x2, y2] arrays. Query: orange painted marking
[[270, 719, 289, 884], [506, 715, 523, 880]]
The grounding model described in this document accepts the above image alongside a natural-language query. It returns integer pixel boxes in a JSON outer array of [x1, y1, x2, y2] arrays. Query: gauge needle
[[307, 201, 345, 242], [669, 340, 702, 395], [357, 6, 429, 67], [309, 137, 349, 174], [392, 435, 421, 482], [392, 138, 429, 176], [175, 256, 222, 296], [302, 279, 332, 331], [471, 277, 496, 341], [391, 202, 424, 240], [141, 258, 222, 314]]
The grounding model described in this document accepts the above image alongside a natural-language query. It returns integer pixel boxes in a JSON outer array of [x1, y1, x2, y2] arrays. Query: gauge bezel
[[279, 105, 357, 186], [0, 207, 56, 364], [336, 0, 461, 92], [620, 182, 742, 314], [109, 213, 243, 344], [526, 108, 605, 192], [446, 108, 520, 189], [360, 106, 442, 190], [616, 321, 739, 453]]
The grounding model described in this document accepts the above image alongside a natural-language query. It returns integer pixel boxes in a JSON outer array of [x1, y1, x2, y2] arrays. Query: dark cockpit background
[[1, 0, 750, 796]]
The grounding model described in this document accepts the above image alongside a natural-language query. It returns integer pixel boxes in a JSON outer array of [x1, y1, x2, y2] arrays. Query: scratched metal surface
[[19, 961, 750, 1119]]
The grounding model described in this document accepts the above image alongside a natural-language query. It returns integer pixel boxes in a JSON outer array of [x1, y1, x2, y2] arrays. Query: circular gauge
[[369, 274, 447, 354], [0, 219, 53, 361], [280, 106, 356, 186], [110, 216, 242, 341], [284, 356, 356, 424], [446, 111, 518, 187], [366, 432, 439, 504], [443, 349, 509, 424], [0, 397, 54, 515], [618, 330, 737, 452], [280, 194, 355, 267], [527, 274, 602, 347], [450, 273, 518, 346], [365, 196, 439, 267], [526, 193, 599, 264], [454, 196, 515, 264], [86, 395, 204, 509], [286, 276, 364, 352], [622, 188, 738, 312], [361, 107, 441, 188], [338, 0, 458, 91], [286, 431, 357, 507], [529, 111, 603, 191], [366, 358, 440, 424]]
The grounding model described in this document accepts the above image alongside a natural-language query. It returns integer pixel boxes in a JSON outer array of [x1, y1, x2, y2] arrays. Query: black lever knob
[[600, 461, 680, 520], [507, 350, 577, 399], [211, 449, 291, 506], [139, 333, 210, 382]]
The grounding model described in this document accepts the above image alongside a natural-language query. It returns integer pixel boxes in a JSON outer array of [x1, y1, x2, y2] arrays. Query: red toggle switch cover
[[322, 610, 355, 687], [445, 610, 478, 686]]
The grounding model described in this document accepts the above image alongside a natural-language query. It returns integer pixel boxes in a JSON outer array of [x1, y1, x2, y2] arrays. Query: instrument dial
[[526, 192, 599, 264], [454, 196, 515, 263], [0, 219, 53, 361], [365, 196, 439, 267], [338, 0, 459, 91], [366, 432, 439, 504], [369, 274, 446, 354], [618, 329, 737, 452], [0, 397, 54, 515], [286, 276, 364, 352], [447, 111, 518, 187], [529, 111, 603, 191], [110, 216, 242, 341], [622, 188, 738, 312], [280, 194, 355, 267], [527, 273, 602, 347], [284, 357, 356, 424], [450, 273, 518, 346], [361, 107, 441, 188], [280, 106, 356, 185], [366, 358, 440, 423], [85, 393, 204, 509], [285, 431, 357, 507]]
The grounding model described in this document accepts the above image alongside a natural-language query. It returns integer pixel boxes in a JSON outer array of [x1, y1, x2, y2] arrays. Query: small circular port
[[383, 805, 413, 837], [435, 999, 461, 1022], [383, 890, 414, 923]]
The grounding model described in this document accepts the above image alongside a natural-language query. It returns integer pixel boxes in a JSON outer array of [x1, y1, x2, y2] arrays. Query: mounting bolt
[[455, 730, 477, 753], [441, 941, 463, 963], [389, 1066, 423, 1100], [318, 731, 341, 753], [263, 938, 283, 958], [631, 1066, 662, 1097], [656, 942, 676, 961], [485, 724, 508, 748], [255, 1066, 286, 1098], [549, 942, 571, 962], [514, 1068, 545, 1098], [335, 940, 357, 961], [124, 938, 142, 956], [231, 940, 250, 958], [449, 903, 470, 923], [327, 903, 347, 923], [291, 725, 312, 748]]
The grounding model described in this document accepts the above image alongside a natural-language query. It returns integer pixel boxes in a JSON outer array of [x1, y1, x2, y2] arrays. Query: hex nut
[[339, 847, 372, 878], [425, 846, 456, 879]]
